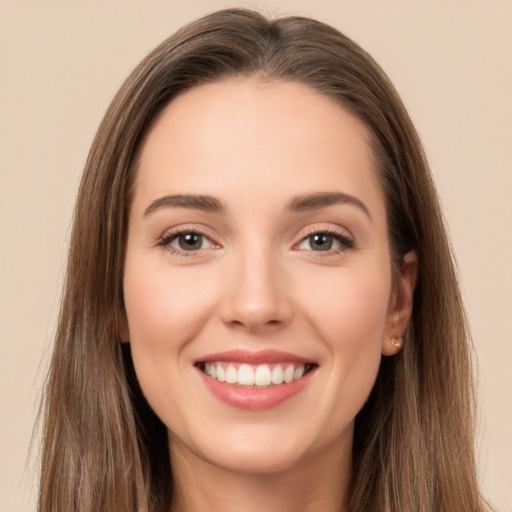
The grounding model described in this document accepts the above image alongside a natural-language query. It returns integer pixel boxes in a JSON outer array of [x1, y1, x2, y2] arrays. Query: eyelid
[[293, 225, 355, 253]]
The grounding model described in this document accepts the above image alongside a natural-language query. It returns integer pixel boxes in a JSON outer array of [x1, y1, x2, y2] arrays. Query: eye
[[159, 230, 216, 253], [297, 231, 353, 252]]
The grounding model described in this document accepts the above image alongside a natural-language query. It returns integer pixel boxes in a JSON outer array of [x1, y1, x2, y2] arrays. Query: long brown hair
[[38, 9, 490, 512]]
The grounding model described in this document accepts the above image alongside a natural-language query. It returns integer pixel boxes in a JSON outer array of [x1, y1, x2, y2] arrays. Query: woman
[[38, 8, 491, 512]]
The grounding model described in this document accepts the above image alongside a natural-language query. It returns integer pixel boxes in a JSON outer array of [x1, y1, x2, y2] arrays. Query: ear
[[382, 250, 418, 356]]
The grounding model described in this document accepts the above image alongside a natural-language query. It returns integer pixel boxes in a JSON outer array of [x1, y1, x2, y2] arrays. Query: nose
[[218, 246, 293, 334]]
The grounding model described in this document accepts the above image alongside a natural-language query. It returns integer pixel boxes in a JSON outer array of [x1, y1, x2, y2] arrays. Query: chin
[[169, 420, 308, 474], [206, 441, 308, 475], [174, 417, 350, 477]]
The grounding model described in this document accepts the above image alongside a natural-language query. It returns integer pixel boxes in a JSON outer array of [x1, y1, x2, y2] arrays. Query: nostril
[[225, 316, 284, 333]]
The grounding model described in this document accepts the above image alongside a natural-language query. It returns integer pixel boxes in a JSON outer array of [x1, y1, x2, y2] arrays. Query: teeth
[[226, 364, 237, 384], [254, 365, 272, 386], [294, 365, 305, 380], [238, 364, 255, 385], [202, 362, 311, 387], [283, 364, 294, 383], [271, 365, 284, 384]]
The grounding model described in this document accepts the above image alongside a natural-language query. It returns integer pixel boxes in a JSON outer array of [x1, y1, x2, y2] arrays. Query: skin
[[122, 78, 417, 512]]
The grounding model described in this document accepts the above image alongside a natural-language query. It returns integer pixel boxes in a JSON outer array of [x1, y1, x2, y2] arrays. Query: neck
[[169, 434, 352, 512]]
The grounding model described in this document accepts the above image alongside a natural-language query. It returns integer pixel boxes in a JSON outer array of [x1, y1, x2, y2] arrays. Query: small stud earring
[[391, 336, 402, 349]]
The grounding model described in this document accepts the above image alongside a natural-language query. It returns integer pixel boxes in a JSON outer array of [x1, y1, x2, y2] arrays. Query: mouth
[[195, 361, 317, 388], [194, 350, 318, 410]]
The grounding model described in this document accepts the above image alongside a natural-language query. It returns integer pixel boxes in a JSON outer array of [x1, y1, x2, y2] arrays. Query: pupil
[[179, 233, 201, 250], [311, 234, 332, 251]]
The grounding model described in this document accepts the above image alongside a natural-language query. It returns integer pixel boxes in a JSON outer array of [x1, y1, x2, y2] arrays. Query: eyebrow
[[286, 192, 371, 218], [144, 194, 225, 216], [143, 191, 370, 219]]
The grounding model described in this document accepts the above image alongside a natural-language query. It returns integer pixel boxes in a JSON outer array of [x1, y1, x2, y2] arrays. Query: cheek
[[122, 262, 222, 424], [123, 262, 218, 349], [123, 261, 206, 382], [298, 263, 390, 405], [278, 263, 392, 448], [319, 269, 389, 405], [299, 264, 391, 347]]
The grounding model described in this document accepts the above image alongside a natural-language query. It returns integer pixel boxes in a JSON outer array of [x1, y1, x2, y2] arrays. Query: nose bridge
[[220, 236, 291, 331]]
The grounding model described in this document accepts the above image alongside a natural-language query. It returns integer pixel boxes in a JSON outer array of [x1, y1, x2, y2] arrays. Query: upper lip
[[196, 349, 315, 365]]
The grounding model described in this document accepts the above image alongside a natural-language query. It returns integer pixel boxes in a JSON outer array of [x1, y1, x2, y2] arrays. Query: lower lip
[[198, 368, 315, 410]]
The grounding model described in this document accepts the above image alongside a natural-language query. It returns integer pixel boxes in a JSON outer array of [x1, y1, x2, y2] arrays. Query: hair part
[[38, 8, 490, 512]]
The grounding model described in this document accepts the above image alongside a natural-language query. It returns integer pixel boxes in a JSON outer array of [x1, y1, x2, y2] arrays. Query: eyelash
[[297, 227, 355, 255], [157, 227, 216, 257], [157, 227, 355, 257]]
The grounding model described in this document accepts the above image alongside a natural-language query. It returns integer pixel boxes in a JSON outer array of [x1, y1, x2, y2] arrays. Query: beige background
[[1, 1, 511, 511]]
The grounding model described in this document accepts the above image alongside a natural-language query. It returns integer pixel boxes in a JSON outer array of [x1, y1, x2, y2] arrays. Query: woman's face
[[123, 79, 415, 475]]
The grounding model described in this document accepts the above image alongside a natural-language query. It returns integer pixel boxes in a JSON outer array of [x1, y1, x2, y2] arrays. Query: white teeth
[[217, 365, 226, 382], [226, 364, 237, 384], [294, 365, 305, 380], [283, 364, 295, 383], [238, 364, 255, 385], [203, 362, 312, 387], [254, 365, 272, 386], [271, 365, 284, 384]]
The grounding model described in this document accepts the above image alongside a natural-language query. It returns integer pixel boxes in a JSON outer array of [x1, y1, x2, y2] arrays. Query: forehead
[[134, 78, 385, 220]]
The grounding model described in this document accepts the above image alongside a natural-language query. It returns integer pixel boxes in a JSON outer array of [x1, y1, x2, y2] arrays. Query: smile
[[195, 350, 318, 410], [200, 361, 315, 387]]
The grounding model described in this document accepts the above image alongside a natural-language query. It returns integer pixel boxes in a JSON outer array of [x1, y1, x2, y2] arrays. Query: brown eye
[[163, 231, 214, 252], [308, 233, 333, 251], [297, 231, 353, 253], [178, 233, 203, 250]]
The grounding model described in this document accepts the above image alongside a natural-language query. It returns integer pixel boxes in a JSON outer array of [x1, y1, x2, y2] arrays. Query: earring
[[391, 336, 402, 350]]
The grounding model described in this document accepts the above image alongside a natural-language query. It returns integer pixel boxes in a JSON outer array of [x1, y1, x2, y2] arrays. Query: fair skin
[[122, 78, 417, 512]]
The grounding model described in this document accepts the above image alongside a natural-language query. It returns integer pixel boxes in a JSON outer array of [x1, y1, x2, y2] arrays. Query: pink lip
[[195, 349, 317, 411], [196, 349, 313, 365], [198, 369, 315, 410]]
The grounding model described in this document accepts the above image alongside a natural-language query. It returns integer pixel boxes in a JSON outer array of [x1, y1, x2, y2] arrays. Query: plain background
[[1, 1, 511, 511]]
